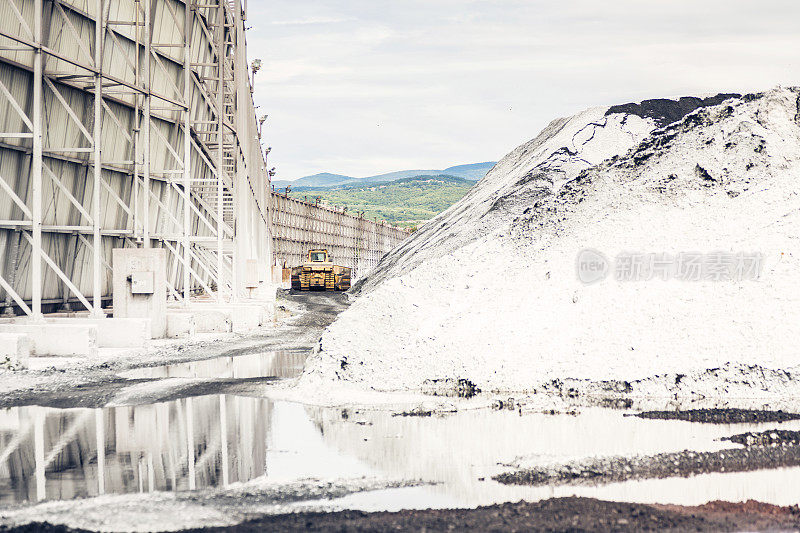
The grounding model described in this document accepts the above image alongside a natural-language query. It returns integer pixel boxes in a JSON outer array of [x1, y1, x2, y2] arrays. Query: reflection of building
[[0, 395, 272, 504]]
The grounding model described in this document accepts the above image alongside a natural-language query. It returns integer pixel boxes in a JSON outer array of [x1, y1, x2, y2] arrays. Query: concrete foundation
[[229, 303, 266, 333], [0, 324, 98, 358], [113, 249, 168, 338], [164, 299, 274, 337], [166, 312, 196, 338], [0, 333, 31, 368], [38, 318, 151, 348], [185, 302, 271, 333], [168, 309, 231, 334]]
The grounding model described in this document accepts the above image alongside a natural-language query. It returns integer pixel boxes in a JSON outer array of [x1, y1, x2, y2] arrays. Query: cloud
[[270, 17, 355, 26], [249, 0, 800, 180]]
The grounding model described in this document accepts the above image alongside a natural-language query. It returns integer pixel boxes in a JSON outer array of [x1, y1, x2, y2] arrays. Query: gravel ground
[[6, 497, 797, 532], [632, 408, 800, 424], [723, 429, 800, 447], [0, 290, 348, 410], [494, 441, 800, 487], [3, 295, 800, 532], [200, 498, 800, 532]]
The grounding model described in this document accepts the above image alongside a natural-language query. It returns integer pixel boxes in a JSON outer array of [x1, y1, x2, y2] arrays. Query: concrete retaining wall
[[0, 324, 98, 358], [0, 333, 31, 368]]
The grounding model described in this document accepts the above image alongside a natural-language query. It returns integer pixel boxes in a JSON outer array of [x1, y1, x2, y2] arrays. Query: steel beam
[[91, 0, 105, 317]]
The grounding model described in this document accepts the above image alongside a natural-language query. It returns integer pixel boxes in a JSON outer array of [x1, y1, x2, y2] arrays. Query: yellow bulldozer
[[291, 249, 352, 291]]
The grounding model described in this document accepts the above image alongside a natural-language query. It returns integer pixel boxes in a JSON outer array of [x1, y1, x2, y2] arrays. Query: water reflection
[[303, 406, 800, 508], [3, 398, 800, 508], [119, 350, 306, 380], [0, 396, 272, 504]]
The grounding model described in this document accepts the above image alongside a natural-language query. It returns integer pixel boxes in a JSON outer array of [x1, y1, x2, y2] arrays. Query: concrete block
[[40, 318, 151, 348], [166, 312, 195, 338], [190, 309, 231, 333], [113, 248, 167, 338], [0, 333, 31, 368], [245, 280, 279, 301], [0, 324, 98, 358], [187, 302, 271, 333], [169, 309, 231, 333], [230, 304, 262, 333]]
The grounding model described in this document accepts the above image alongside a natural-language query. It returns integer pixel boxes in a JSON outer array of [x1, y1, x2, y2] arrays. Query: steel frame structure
[[271, 191, 409, 280], [0, 0, 272, 316]]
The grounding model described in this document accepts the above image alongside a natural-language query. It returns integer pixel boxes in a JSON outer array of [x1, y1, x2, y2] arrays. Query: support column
[[92, 0, 106, 317], [216, 1, 225, 302], [2, 231, 21, 317], [183, 1, 193, 304], [31, 0, 43, 320], [143, 0, 151, 247], [233, 2, 247, 301], [132, 0, 142, 242]]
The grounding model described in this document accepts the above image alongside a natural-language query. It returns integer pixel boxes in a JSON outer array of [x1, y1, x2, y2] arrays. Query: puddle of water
[[2, 393, 800, 508], [302, 406, 800, 508], [119, 350, 306, 380], [0, 396, 271, 504]]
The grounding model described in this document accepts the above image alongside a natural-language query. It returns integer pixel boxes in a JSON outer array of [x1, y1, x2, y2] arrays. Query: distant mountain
[[362, 169, 441, 183], [272, 172, 356, 189], [287, 174, 476, 227], [443, 162, 496, 180], [339, 174, 470, 189], [277, 162, 497, 190]]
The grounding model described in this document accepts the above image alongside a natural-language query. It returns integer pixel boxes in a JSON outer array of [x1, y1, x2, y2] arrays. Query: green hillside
[[287, 175, 474, 228]]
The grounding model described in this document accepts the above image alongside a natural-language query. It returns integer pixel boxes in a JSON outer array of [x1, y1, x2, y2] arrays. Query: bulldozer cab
[[292, 248, 351, 291], [308, 250, 329, 262]]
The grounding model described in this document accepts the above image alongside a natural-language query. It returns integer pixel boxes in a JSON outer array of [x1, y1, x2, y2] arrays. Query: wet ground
[[7, 498, 800, 532], [633, 408, 800, 424], [7, 385, 800, 508], [2, 292, 800, 531], [0, 290, 347, 410], [189, 498, 800, 533]]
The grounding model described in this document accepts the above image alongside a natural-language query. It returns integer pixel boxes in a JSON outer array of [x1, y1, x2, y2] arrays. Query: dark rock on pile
[[632, 408, 800, 424], [606, 93, 743, 126]]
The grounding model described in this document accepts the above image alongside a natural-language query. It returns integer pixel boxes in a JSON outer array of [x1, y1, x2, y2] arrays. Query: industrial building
[[0, 0, 407, 358]]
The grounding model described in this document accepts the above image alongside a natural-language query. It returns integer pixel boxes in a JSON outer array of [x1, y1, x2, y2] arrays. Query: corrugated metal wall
[[271, 192, 408, 280], [0, 0, 407, 314], [0, 0, 272, 314]]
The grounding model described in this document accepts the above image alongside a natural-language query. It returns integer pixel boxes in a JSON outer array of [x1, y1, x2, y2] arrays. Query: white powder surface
[[299, 88, 800, 400]]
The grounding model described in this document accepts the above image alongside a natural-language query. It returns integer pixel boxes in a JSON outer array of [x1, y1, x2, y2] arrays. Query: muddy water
[[2, 351, 800, 508], [119, 350, 307, 380], [308, 407, 800, 510]]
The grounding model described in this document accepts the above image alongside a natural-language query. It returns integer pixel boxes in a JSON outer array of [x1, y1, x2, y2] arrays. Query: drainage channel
[[1, 351, 800, 510]]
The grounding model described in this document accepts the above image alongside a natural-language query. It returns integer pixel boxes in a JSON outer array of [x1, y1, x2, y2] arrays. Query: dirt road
[[0, 290, 348, 410]]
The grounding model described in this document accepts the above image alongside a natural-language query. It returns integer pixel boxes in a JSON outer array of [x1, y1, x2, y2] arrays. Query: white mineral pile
[[301, 87, 800, 397]]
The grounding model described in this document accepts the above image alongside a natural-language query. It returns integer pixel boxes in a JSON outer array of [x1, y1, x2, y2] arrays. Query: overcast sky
[[246, 0, 800, 180]]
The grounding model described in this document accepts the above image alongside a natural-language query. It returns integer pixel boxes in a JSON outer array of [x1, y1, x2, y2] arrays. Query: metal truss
[[0, 0, 272, 316], [270, 191, 409, 279]]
